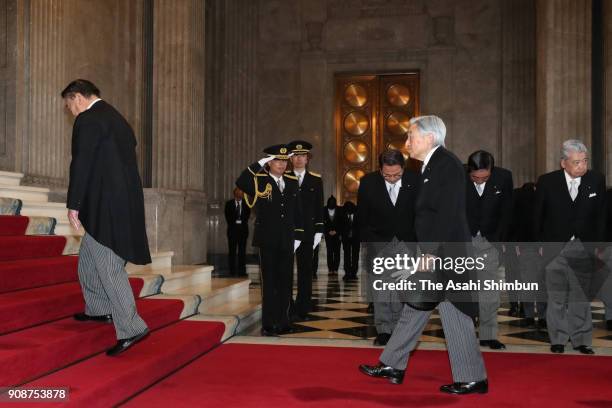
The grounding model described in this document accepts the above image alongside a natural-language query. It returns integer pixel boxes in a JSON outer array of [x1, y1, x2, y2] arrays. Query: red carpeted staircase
[[0, 214, 225, 406]]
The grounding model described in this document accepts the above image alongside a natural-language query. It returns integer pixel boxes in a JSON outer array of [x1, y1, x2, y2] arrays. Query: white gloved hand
[[390, 268, 416, 282], [313, 232, 323, 249], [294, 240, 301, 253], [257, 156, 275, 167]]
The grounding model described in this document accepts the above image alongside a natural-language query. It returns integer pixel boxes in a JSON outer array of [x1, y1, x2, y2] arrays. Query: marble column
[[536, 0, 592, 175], [152, 0, 205, 191], [204, 0, 258, 256], [501, 0, 536, 186], [604, 0, 612, 182]]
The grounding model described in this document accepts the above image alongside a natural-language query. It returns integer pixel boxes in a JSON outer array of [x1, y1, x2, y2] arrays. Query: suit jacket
[[465, 167, 514, 242], [323, 207, 341, 237], [357, 171, 419, 243], [533, 169, 606, 243], [339, 209, 359, 243], [67, 100, 151, 265], [285, 170, 324, 242], [510, 186, 536, 242], [224, 199, 250, 237], [236, 162, 303, 250], [606, 188, 612, 242], [415, 146, 477, 317]]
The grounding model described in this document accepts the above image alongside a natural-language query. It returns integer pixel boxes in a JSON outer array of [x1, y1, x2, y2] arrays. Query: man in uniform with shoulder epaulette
[[236, 145, 304, 336], [286, 140, 324, 321]]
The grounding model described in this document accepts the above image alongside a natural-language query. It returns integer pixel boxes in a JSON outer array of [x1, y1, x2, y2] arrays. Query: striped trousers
[[380, 302, 487, 383], [78, 233, 148, 340]]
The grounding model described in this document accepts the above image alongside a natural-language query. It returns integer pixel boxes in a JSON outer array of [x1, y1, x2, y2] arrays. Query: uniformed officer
[[236, 145, 303, 336], [286, 140, 324, 321]]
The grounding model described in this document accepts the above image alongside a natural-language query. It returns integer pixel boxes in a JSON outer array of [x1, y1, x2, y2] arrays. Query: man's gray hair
[[409, 115, 446, 147], [561, 139, 588, 160]]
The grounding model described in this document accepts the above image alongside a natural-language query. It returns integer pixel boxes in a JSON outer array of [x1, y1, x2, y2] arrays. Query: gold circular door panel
[[344, 111, 369, 136], [387, 140, 409, 160], [344, 84, 368, 107], [343, 169, 365, 193], [344, 140, 369, 164], [387, 84, 411, 107], [386, 112, 410, 135]]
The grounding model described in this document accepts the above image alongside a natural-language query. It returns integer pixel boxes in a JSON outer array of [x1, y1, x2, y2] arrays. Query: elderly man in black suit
[[360, 115, 487, 395], [534, 139, 606, 354], [224, 187, 250, 276], [465, 150, 513, 350], [357, 149, 419, 346], [62, 79, 151, 356]]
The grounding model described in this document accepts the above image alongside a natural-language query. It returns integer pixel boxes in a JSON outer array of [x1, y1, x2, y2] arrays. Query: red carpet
[[0, 298, 185, 386], [18, 320, 224, 407], [124, 344, 612, 408], [0, 235, 67, 261], [0, 215, 29, 236], [0, 279, 143, 335], [0, 256, 78, 294]]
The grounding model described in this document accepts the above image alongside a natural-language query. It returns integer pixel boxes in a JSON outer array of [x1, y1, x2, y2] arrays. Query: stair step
[[0, 279, 144, 335], [20, 200, 67, 220], [186, 314, 238, 342], [167, 278, 251, 309], [62, 235, 82, 255], [0, 297, 187, 387], [0, 186, 49, 202], [0, 215, 29, 236], [127, 251, 174, 274], [157, 265, 213, 292], [0, 235, 67, 261], [0, 256, 78, 294], [24, 216, 57, 235], [197, 287, 262, 336], [54, 222, 83, 236], [146, 294, 201, 319], [0, 197, 22, 215], [0, 170, 24, 186], [22, 320, 225, 407]]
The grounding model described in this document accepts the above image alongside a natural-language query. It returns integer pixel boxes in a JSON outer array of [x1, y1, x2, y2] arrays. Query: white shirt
[[235, 200, 243, 223], [564, 170, 581, 192], [421, 145, 441, 173], [294, 169, 306, 186], [328, 208, 335, 218], [269, 174, 284, 191], [86, 98, 102, 110], [474, 181, 486, 197], [385, 178, 402, 205]]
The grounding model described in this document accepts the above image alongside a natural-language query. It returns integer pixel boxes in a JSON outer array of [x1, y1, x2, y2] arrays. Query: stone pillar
[[152, 0, 205, 191], [501, 0, 536, 186], [204, 0, 258, 257], [536, 0, 592, 175]]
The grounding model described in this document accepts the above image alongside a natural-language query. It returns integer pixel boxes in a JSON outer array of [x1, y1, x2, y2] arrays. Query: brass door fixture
[[335, 72, 420, 204]]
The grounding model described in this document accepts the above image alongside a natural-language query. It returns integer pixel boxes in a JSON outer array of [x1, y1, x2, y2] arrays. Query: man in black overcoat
[[62, 79, 151, 356]]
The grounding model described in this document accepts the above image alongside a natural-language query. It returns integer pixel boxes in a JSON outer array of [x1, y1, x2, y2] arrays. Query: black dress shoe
[[276, 326, 296, 335], [573, 345, 595, 355], [550, 344, 565, 353], [480, 340, 506, 350], [440, 379, 488, 395], [106, 330, 149, 356], [606, 320, 612, 330], [358, 362, 405, 384], [74, 313, 113, 323], [373, 333, 391, 346]]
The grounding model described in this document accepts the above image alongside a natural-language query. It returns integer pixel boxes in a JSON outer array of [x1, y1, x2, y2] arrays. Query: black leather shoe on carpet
[[358, 362, 405, 384], [373, 333, 391, 346], [480, 339, 506, 350], [573, 345, 595, 355], [106, 330, 149, 356], [440, 380, 488, 394], [606, 320, 612, 330], [550, 344, 565, 353], [73, 313, 113, 324]]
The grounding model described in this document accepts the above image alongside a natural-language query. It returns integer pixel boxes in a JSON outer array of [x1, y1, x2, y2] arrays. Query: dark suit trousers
[[294, 242, 314, 315], [325, 235, 341, 271], [343, 238, 360, 276], [312, 246, 320, 277], [259, 247, 293, 330], [227, 228, 247, 275]]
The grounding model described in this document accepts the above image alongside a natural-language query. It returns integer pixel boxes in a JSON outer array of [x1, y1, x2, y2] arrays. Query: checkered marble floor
[[240, 274, 612, 347]]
